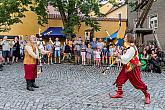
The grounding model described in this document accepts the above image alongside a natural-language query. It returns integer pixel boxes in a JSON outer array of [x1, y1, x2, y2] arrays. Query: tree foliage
[[47, 0, 103, 36], [0, 0, 30, 32], [0, 0, 103, 37]]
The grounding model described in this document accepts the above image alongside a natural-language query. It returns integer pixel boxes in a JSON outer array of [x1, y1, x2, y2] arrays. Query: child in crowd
[[46, 39, 53, 65], [95, 48, 101, 67], [108, 44, 114, 65], [86, 44, 93, 65], [102, 44, 108, 65], [81, 42, 87, 65], [93, 48, 97, 66]]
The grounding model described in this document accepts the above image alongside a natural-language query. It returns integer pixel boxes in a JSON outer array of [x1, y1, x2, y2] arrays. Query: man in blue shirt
[[90, 38, 97, 49]]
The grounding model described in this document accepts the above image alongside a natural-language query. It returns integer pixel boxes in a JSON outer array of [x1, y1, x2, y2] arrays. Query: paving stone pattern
[[0, 63, 165, 110]]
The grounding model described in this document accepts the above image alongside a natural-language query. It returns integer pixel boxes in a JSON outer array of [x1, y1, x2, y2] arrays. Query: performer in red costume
[[110, 33, 150, 104]]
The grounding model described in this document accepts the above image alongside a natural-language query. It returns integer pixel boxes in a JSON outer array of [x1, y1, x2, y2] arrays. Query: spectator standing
[[97, 38, 104, 65], [46, 39, 53, 64], [102, 44, 108, 65], [1, 36, 11, 64], [96, 38, 104, 49], [108, 44, 114, 65], [90, 38, 97, 65], [20, 41, 24, 60], [54, 38, 61, 64], [81, 42, 87, 65], [62, 42, 71, 62], [73, 37, 82, 64], [86, 44, 93, 66], [38, 41, 47, 64], [95, 48, 101, 67], [12, 37, 20, 63], [90, 38, 97, 49]]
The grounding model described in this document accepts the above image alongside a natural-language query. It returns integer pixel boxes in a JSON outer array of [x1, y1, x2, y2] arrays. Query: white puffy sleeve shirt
[[25, 45, 39, 59], [121, 47, 135, 64]]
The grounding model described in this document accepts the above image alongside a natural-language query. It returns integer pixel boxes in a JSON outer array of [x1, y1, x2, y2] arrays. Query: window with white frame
[[133, 19, 138, 28], [149, 14, 158, 29]]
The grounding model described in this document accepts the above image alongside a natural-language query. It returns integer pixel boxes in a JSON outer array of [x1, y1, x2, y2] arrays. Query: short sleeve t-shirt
[[91, 41, 97, 49], [96, 51, 101, 58], [2, 41, 10, 51], [54, 41, 61, 50], [74, 40, 82, 51], [109, 48, 114, 56], [47, 44, 53, 51], [97, 42, 104, 49], [39, 44, 44, 50], [86, 48, 93, 54]]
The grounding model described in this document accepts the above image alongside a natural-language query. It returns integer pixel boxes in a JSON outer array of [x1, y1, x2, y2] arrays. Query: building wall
[[75, 21, 127, 41], [128, 0, 165, 51], [106, 4, 127, 19], [0, 11, 63, 37], [144, 0, 165, 50], [89, 2, 113, 17], [0, 5, 127, 42]]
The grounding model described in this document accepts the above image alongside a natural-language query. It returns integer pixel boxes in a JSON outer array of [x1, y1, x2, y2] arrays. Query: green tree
[[0, 0, 31, 32], [34, 0, 103, 37], [0, 0, 103, 37]]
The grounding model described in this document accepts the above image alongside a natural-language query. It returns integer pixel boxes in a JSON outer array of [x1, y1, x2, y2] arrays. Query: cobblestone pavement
[[0, 63, 165, 110]]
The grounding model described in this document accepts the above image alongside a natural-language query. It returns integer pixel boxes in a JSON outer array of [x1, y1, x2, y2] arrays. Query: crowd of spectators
[[0, 35, 165, 74], [138, 44, 165, 73]]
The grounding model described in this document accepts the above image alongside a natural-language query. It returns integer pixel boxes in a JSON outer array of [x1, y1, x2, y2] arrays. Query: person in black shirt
[[12, 37, 20, 63], [62, 42, 71, 62]]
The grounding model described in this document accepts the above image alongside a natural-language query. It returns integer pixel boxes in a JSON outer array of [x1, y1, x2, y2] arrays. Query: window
[[133, 19, 138, 28], [149, 14, 158, 29]]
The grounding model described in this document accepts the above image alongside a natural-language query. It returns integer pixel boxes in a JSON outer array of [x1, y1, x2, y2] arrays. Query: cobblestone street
[[0, 63, 165, 110]]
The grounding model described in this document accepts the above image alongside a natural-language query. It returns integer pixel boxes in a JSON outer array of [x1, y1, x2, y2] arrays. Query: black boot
[[32, 79, 39, 88], [26, 80, 34, 91]]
